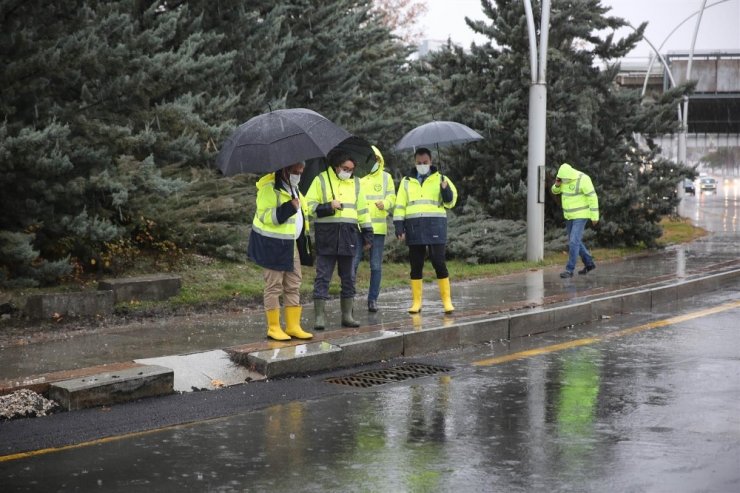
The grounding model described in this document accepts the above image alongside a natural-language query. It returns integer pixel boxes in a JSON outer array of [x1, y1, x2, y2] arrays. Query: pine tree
[[0, 0, 236, 284], [425, 0, 694, 247]]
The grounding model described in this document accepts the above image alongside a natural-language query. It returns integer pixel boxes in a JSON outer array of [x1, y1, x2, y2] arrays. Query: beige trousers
[[263, 247, 302, 310]]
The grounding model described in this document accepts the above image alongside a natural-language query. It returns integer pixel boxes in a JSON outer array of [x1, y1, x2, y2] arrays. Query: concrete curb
[[227, 267, 740, 379], [7, 267, 739, 409], [48, 365, 174, 411]]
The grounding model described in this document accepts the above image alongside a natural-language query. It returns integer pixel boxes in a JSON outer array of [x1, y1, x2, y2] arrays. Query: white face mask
[[415, 164, 431, 175], [289, 173, 301, 187], [371, 162, 379, 173], [337, 170, 352, 180]]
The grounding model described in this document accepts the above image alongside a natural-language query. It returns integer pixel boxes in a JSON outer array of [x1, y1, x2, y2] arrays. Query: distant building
[[614, 51, 740, 167], [613, 58, 665, 101], [615, 51, 740, 134], [415, 38, 450, 57]]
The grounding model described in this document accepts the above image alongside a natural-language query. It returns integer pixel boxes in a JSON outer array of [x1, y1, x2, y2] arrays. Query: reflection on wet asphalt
[[2, 288, 738, 492]]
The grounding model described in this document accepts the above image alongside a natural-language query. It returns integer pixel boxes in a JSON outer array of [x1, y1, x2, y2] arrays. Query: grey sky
[[420, 0, 740, 60]]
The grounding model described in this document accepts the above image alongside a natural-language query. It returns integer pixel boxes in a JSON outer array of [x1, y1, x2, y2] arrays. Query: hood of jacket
[[256, 172, 277, 191], [257, 171, 295, 193], [556, 163, 579, 180]]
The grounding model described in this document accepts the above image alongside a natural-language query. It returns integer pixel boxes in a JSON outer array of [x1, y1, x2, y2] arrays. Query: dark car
[[683, 179, 695, 195]]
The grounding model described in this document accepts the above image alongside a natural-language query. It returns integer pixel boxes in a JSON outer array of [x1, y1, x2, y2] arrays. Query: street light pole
[[679, 0, 708, 168], [523, 0, 551, 262]]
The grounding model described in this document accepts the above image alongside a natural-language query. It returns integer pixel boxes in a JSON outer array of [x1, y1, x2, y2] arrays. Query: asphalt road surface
[[1, 284, 738, 492]]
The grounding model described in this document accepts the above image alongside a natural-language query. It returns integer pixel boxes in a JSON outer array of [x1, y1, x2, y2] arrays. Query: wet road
[[1, 286, 739, 492]]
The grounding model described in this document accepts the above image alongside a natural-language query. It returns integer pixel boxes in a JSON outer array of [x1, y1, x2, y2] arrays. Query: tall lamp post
[[523, 0, 551, 262], [679, 0, 708, 168]]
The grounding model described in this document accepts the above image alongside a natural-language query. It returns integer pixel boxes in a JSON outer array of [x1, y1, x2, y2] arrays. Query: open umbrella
[[394, 120, 483, 151], [299, 136, 375, 195], [216, 108, 351, 176]]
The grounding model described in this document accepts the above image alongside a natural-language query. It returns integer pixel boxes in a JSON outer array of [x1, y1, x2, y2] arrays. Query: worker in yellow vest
[[393, 147, 458, 314], [306, 149, 373, 329], [247, 162, 314, 341], [352, 145, 396, 312], [551, 162, 599, 278]]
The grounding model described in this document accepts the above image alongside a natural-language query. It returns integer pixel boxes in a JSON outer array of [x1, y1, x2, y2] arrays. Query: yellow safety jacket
[[551, 163, 599, 221], [248, 172, 312, 270], [393, 167, 457, 245], [360, 166, 396, 236], [305, 168, 371, 256]]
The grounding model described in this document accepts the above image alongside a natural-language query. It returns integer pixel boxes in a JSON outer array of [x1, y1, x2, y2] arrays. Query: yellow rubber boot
[[284, 306, 313, 339], [266, 308, 291, 341], [438, 277, 455, 314], [408, 279, 423, 314]]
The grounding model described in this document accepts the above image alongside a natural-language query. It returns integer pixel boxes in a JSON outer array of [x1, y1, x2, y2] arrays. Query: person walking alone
[[306, 149, 373, 329], [551, 162, 599, 278], [352, 145, 396, 312], [247, 162, 314, 341], [393, 147, 458, 314]]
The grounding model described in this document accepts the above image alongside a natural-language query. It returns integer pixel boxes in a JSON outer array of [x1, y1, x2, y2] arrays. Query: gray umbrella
[[216, 108, 351, 176], [394, 120, 483, 151]]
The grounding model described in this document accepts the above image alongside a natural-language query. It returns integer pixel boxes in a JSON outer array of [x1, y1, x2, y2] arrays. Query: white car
[[699, 177, 717, 193]]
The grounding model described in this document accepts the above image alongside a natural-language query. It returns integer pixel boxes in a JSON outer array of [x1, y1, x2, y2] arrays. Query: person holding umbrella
[[393, 147, 458, 314], [306, 149, 373, 329], [216, 108, 353, 339], [247, 162, 314, 341], [352, 145, 396, 313]]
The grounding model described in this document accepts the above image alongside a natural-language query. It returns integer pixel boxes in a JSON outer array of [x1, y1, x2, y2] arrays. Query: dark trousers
[[408, 244, 448, 280], [313, 254, 355, 299]]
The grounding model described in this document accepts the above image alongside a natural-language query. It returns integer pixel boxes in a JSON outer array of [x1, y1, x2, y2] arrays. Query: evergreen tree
[[1, 0, 235, 285], [273, 0, 423, 155], [0, 0, 432, 286], [425, 0, 694, 247], [152, 0, 426, 258]]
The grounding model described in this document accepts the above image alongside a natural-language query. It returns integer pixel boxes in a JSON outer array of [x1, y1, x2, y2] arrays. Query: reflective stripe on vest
[[252, 184, 303, 240], [313, 173, 363, 224]]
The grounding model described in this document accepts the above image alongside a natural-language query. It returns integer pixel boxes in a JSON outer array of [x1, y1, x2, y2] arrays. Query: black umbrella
[[299, 136, 375, 196], [216, 108, 351, 176], [394, 120, 483, 151]]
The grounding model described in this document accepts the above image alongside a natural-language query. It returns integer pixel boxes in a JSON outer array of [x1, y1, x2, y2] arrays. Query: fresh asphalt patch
[[0, 355, 459, 459]]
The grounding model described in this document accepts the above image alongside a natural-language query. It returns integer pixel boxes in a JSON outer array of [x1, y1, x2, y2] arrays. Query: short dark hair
[[328, 149, 355, 168], [414, 147, 432, 160]]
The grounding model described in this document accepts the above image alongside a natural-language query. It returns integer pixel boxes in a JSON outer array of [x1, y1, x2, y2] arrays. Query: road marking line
[[0, 418, 213, 463], [473, 299, 740, 367]]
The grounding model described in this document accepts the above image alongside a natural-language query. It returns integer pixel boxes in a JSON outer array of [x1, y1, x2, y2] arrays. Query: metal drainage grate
[[325, 363, 452, 388]]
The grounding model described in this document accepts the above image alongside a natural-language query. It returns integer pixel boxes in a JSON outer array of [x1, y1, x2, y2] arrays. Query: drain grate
[[325, 363, 452, 388]]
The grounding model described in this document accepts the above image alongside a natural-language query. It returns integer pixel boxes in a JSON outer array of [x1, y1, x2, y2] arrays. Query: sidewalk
[[1, 231, 738, 410]]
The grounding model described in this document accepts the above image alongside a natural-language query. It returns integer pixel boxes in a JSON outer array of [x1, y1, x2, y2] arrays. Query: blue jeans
[[352, 232, 385, 302], [565, 219, 594, 273]]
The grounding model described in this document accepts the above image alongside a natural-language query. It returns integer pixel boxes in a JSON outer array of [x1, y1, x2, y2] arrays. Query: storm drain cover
[[325, 363, 452, 388]]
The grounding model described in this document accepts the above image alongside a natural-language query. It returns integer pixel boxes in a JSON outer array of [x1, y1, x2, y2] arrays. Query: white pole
[[680, 0, 708, 168], [523, 0, 550, 262]]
